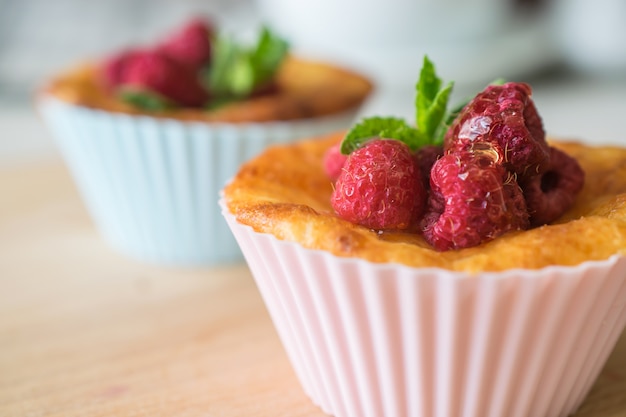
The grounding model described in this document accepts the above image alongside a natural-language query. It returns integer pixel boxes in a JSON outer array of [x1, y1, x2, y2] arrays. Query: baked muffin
[[37, 17, 372, 265], [221, 58, 626, 417]]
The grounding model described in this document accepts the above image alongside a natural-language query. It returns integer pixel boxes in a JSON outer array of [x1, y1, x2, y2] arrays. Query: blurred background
[[0, 0, 625, 165]]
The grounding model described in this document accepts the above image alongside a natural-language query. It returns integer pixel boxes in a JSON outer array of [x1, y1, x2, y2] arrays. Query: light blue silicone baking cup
[[39, 96, 359, 266]]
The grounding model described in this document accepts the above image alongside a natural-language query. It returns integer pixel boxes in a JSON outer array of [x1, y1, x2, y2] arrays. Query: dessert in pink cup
[[221, 58, 626, 417]]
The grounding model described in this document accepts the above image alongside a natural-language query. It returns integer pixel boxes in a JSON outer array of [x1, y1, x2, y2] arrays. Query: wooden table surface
[[1, 160, 625, 417]]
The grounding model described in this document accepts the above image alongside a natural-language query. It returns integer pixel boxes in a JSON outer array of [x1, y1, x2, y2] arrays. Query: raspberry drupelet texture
[[520, 146, 585, 227], [331, 139, 426, 230], [422, 151, 529, 251], [445, 82, 551, 178]]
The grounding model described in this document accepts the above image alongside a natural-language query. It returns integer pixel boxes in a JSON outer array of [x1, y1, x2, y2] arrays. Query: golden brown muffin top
[[39, 56, 373, 123], [223, 132, 626, 272]]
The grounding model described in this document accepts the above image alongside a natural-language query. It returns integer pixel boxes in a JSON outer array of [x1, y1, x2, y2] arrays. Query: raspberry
[[422, 151, 529, 251], [120, 50, 209, 107], [445, 82, 550, 178], [101, 49, 144, 90], [331, 139, 426, 230], [323, 143, 348, 182], [157, 17, 213, 70], [520, 146, 585, 226], [414, 144, 443, 189]]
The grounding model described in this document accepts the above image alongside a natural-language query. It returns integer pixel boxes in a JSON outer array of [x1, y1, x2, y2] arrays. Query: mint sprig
[[204, 26, 288, 99], [340, 55, 454, 155], [340, 56, 507, 155]]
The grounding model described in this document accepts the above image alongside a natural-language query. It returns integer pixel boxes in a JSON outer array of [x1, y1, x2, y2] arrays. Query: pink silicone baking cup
[[221, 202, 626, 417]]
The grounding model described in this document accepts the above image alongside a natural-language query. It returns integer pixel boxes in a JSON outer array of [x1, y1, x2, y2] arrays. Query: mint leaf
[[422, 81, 453, 143], [416, 55, 441, 118], [250, 26, 289, 88], [230, 55, 257, 95], [415, 55, 453, 146], [203, 26, 288, 99], [340, 116, 423, 154], [203, 34, 244, 96], [118, 88, 173, 111]]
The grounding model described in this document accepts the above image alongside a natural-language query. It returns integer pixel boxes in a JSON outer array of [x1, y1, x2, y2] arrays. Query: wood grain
[[1, 161, 624, 417]]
